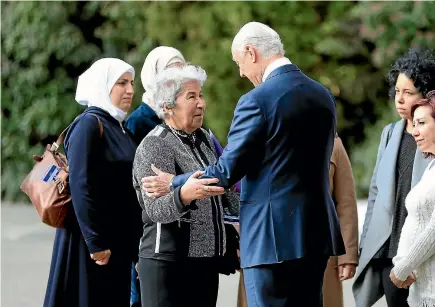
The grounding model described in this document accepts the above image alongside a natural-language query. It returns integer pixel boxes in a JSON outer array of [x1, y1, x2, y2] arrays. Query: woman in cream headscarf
[[44, 58, 142, 307], [125, 46, 185, 145], [125, 47, 186, 307]]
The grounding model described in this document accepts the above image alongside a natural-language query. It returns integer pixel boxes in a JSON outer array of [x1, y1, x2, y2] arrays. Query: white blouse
[[393, 158, 435, 307]]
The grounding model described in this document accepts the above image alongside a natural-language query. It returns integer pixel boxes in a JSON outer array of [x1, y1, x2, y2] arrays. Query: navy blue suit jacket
[[173, 64, 345, 268]]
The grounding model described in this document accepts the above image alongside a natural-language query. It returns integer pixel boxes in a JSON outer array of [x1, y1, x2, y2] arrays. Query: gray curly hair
[[153, 63, 207, 119]]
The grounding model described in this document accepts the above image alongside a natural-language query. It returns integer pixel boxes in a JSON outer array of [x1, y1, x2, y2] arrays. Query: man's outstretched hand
[[141, 165, 174, 198], [142, 165, 224, 200]]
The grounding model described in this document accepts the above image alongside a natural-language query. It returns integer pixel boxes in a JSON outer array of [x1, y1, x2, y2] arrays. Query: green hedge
[[2, 1, 434, 201]]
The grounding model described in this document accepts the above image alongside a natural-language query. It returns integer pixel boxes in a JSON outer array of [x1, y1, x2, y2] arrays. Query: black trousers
[[243, 256, 328, 307], [369, 258, 409, 307], [138, 257, 219, 307]]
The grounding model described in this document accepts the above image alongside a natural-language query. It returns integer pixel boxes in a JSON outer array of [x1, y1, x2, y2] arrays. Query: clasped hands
[[141, 164, 225, 203], [389, 269, 416, 289]]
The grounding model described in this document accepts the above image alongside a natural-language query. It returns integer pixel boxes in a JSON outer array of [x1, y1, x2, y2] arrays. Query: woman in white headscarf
[[44, 58, 142, 307], [125, 46, 185, 145]]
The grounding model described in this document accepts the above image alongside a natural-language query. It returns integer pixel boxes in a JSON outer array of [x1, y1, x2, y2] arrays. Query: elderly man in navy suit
[[142, 22, 345, 307]]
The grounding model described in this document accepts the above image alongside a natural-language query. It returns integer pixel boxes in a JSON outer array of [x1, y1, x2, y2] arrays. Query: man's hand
[[142, 164, 175, 198], [142, 165, 224, 201], [90, 249, 111, 266], [390, 269, 416, 288], [180, 171, 225, 205], [338, 264, 357, 281]]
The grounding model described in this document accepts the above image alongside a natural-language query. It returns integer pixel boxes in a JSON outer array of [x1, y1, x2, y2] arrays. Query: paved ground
[[1, 202, 387, 307]]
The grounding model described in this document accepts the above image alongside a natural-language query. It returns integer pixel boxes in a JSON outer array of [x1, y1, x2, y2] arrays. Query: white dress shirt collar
[[262, 57, 292, 82]]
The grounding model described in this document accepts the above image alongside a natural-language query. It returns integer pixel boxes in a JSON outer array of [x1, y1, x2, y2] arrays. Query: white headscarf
[[141, 46, 185, 105], [75, 58, 135, 122]]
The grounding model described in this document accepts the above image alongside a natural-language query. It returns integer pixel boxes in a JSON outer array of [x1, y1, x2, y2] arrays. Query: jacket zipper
[[119, 122, 125, 133], [169, 129, 224, 256], [193, 147, 223, 257]]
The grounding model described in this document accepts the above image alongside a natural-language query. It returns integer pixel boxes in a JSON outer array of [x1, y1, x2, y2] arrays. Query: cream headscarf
[[75, 58, 135, 122], [141, 46, 185, 105]]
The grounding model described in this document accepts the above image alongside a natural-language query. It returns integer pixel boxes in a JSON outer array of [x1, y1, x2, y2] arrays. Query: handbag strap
[[386, 121, 396, 147], [50, 114, 103, 152]]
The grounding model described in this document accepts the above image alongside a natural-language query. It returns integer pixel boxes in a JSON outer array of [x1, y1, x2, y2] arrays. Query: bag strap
[[50, 114, 103, 152], [91, 114, 104, 138], [386, 121, 396, 146]]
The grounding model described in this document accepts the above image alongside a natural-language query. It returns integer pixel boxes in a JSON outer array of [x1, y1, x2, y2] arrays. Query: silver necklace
[[168, 126, 196, 144]]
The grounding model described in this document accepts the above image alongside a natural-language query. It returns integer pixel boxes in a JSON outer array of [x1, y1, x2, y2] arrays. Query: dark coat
[[125, 103, 161, 145], [44, 107, 142, 307]]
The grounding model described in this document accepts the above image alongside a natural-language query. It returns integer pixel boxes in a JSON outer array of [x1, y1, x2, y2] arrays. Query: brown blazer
[[322, 136, 359, 307], [328, 136, 359, 266]]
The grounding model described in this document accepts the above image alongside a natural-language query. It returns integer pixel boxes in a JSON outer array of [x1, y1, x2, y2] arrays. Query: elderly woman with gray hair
[[132, 64, 239, 307]]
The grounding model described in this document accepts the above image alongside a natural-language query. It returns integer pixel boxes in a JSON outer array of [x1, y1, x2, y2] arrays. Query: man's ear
[[246, 45, 257, 63]]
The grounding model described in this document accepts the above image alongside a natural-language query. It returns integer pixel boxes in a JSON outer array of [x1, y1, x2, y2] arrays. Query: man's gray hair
[[231, 22, 285, 59], [153, 63, 207, 119]]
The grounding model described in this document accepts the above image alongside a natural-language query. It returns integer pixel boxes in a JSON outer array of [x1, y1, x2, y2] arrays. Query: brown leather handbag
[[20, 115, 103, 228]]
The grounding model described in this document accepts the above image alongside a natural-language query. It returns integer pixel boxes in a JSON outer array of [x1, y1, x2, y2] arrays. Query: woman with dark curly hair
[[353, 48, 435, 307]]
